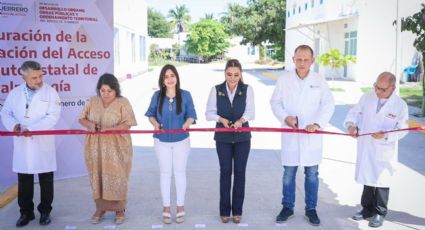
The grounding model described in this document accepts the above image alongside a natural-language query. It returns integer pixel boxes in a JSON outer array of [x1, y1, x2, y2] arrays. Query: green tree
[[221, 0, 285, 59], [171, 43, 181, 58], [402, 3, 425, 116], [185, 19, 230, 62], [259, 44, 266, 60], [220, 3, 245, 34], [272, 44, 284, 61], [168, 5, 191, 42], [316, 48, 356, 79], [148, 8, 172, 38], [149, 43, 161, 59]]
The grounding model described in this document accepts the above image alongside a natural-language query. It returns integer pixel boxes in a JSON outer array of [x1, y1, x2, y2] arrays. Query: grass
[[149, 58, 188, 68], [400, 87, 423, 97], [361, 84, 423, 108], [400, 86, 423, 108], [361, 87, 373, 93], [330, 88, 345, 92], [254, 58, 284, 67], [403, 95, 423, 108]]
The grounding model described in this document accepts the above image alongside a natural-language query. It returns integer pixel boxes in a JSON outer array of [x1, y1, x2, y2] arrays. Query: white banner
[[0, 0, 113, 186]]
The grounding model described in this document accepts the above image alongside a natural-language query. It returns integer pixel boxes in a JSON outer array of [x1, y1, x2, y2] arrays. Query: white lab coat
[[1, 83, 61, 174], [344, 92, 408, 187], [270, 70, 335, 166]]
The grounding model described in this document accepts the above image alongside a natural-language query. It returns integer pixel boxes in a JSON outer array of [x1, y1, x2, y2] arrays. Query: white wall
[[285, 0, 420, 83], [285, 0, 334, 71], [114, 0, 148, 79], [315, 18, 357, 79], [356, 0, 397, 84], [356, 0, 420, 84], [226, 37, 259, 63], [148, 37, 175, 50]]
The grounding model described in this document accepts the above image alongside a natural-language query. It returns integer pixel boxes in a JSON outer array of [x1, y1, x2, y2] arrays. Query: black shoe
[[16, 213, 35, 227], [276, 207, 294, 223], [368, 214, 384, 228], [305, 209, 321, 226], [39, 213, 51, 225], [352, 209, 374, 221]]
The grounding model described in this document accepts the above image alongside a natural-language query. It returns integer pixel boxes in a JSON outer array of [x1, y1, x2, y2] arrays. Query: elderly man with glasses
[[1, 60, 61, 227], [343, 72, 409, 228]]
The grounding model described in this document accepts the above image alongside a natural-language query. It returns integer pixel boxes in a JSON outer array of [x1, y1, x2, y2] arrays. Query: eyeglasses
[[168, 98, 174, 111], [373, 83, 392, 93]]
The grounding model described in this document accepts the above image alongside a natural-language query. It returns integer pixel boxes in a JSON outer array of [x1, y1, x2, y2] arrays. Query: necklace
[[168, 97, 174, 111]]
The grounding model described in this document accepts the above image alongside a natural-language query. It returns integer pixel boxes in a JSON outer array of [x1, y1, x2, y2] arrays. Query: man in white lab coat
[[1, 61, 61, 227], [344, 72, 408, 228], [270, 45, 335, 226]]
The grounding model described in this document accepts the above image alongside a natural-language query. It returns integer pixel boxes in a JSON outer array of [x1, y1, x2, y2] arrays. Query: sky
[[145, 0, 248, 22]]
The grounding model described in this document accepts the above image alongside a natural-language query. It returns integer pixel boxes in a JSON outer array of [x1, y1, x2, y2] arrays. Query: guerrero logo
[[0, 2, 29, 17]]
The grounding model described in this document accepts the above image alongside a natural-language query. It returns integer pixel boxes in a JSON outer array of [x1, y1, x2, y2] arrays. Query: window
[[311, 0, 315, 8], [293, 8, 295, 15], [344, 30, 357, 77], [248, 45, 256, 55], [139, 36, 146, 62], [298, 6, 301, 13], [305, 3, 308, 10], [114, 28, 120, 65], [320, 0, 324, 4], [131, 33, 136, 63], [344, 31, 358, 56], [126, 32, 131, 63], [288, 11, 290, 18], [349, 31, 357, 55], [267, 45, 275, 57]]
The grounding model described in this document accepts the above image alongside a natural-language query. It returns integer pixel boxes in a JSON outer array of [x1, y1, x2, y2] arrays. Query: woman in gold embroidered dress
[[79, 73, 137, 224]]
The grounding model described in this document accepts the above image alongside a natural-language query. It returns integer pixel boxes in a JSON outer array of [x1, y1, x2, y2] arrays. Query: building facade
[[285, 0, 420, 83], [114, 0, 148, 79]]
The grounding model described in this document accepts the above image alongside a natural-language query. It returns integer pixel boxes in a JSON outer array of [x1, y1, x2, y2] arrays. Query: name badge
[[386, 113, 397, 119]]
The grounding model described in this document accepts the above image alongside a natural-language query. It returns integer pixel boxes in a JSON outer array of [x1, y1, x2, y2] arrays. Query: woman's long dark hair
[[158, 64, 182, 115]]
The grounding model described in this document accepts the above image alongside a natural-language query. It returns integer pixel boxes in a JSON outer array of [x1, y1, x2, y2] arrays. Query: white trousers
[[154, 137, 190, 207]]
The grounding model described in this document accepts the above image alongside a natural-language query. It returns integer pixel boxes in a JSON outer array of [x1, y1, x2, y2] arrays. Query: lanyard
[[376, 99, 387, 113], [23, 86, 33, 118]]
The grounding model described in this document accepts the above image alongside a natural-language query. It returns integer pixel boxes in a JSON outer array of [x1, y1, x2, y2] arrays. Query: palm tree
[[168, 5, 191, 44], [204, 13, 214, 20], [219, 3, 245, 35]]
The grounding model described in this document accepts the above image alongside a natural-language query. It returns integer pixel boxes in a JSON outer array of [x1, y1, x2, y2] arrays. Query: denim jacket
[[145, 90, 197, 142]]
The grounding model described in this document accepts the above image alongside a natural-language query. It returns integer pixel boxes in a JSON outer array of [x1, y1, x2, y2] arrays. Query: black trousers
[[216, 140, 251, 216], [361, 185, 389, 216], [18, 172, 54, 215]]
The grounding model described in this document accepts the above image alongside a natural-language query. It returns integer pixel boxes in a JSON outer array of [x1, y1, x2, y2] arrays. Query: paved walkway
[[1, 63, 424, 230]]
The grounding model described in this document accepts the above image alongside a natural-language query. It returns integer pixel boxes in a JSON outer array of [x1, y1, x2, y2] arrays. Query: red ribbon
[[1, 126, 424, 137]]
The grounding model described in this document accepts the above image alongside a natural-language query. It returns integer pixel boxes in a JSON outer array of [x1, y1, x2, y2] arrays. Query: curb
[[408, 119, 425, 134], [259, 71, 279, 80]]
